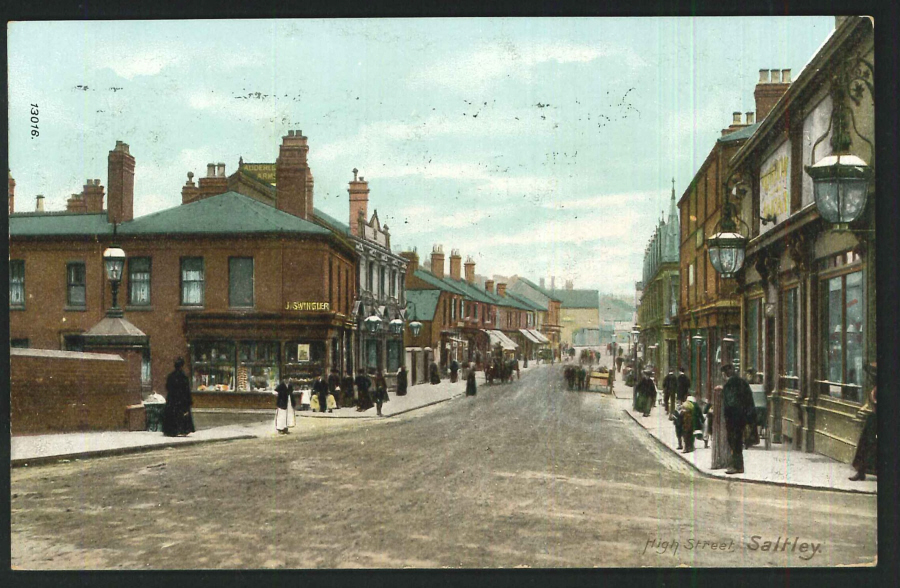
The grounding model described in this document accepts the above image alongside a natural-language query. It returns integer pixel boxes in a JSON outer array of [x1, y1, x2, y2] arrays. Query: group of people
[[563, 364, 589, 391]]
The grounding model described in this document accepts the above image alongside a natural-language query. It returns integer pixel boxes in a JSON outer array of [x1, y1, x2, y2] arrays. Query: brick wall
[[11, 348, 142, 435]]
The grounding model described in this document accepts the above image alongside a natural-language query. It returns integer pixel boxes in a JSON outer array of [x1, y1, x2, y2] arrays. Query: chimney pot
[[497, 283, 507, 297], [207, 163, 216, 177], [732, 112, 742, 125], [36, 194, 45, 212], [288, 130, 295, 136], [485, 279, 495, 294], [187, 171, 194, 181], [353, 168, 358, 181], [759, 69, 770, 83], [781, 69, 791, 83], [746, 112, 755, 124], [217, 163, 225, 177], [770, 69, 781, 83]]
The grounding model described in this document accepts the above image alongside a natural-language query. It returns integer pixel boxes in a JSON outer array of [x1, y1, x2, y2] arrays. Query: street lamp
[[389, 318, 404, 335], [364, 315, 382, 333], [708, 184, 749, 279], [406, 300, 423, 337], [102, 245, 126, 316], [804, 52, 874, 230]]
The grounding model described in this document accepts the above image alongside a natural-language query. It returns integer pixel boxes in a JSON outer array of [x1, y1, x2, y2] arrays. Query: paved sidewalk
[[11, 364, 544, 467], [609, 375, 877, 494]]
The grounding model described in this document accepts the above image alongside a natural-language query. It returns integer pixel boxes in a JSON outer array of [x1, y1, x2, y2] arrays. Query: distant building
[[548, 281, 600, 348]]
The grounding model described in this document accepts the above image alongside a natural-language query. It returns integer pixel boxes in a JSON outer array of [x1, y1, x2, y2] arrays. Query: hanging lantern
[[364, 315, 382, 333], [389, 318, 404, 334], [708, 231, 748, 278], [409, 321, 423, 337], [806, 153, 872, 226]]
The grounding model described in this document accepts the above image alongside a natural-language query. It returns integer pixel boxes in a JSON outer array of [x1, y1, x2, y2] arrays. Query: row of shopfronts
[[636, 16, 876, 464]]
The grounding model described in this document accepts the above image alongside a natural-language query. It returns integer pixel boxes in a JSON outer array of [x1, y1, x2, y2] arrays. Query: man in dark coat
[[634, 369, 657, 417], [327, 368, 341, 407], [373, 369, 388, 416], [850, 362, 877, 481], [274, 379, 296, 434], [396, 365, 409, 396], [313, 373, 329, 413], [355, 370, 374, 411], [662, 369, 678, 415], [466, 368, 477, 397], [677, 367, 691, 404], [721, 363, 755, 474], [162, 357, 195, 437], [449, 359, 459, 383], [341, 370, 356, 408]]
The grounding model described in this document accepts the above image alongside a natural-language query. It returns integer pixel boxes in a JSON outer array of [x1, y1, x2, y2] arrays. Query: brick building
[[10, 133, 359, 409], [675, 70, 789, 402]]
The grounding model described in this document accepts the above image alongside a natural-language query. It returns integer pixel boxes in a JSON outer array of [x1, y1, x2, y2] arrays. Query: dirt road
[[11, 364, 877, 568]]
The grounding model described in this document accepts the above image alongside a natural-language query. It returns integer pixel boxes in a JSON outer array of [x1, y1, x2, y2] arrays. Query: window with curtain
[[229, 257, 254, 308], [180, 257, 204, 306], [822, 271, 864, 402], [66, 262, 86, 307], [128, 257, 151, 306], [9, 259, 25, 307]]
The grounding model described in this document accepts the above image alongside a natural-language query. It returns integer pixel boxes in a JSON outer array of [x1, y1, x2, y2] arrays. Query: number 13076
[[30, 104, 39, 138]]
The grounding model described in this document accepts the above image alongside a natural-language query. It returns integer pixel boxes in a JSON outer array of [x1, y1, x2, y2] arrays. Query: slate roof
[[515, 276, 562, 302], [313, 208, 352, 236], [717, 122, 760, 143], [10, 192, 332, 238], [412, 269, 469, 295], [548, 289, 600, 309], [405, 289, 442, 321]]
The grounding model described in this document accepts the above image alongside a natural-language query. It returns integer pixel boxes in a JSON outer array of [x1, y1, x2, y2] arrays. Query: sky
[[8, 17, 836, 296]]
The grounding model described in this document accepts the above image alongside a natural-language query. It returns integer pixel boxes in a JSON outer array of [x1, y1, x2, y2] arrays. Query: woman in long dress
[[274, 379, 296, 434], [162, 357, 195, 437]]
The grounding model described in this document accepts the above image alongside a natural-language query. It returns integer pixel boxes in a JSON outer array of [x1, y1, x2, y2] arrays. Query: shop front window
[[192, 341, 236, 391], [284, 341, 326, 389], [237, 341, 279, 392], [821, 271, 864, 402], [387, 340, 402, 372], [782, 288, 799, 388]]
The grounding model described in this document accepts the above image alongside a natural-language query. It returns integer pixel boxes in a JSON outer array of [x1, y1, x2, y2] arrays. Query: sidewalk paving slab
[[608, 376, 877, 495]]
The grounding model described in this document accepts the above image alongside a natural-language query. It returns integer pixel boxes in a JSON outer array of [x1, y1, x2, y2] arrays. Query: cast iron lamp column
[[102, 246, 126, 318]]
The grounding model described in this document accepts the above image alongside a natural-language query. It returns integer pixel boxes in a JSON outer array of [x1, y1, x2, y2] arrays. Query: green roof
[[718, 122, 760, 143], [10, 192, 333, 238], [548, 289, 600, 309], [405, 289, 441, 321], [120, 192, 331, 236], [505, 290, 546, 311], [313, 208, 352, 236], [9, 212, 113, 237], [412, 269, 469, 295]]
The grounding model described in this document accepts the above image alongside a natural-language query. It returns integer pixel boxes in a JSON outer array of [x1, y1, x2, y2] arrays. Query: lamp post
[[803, 51, 874, 231], [708, 181, 749, 278], [102, 245, 126, 318]]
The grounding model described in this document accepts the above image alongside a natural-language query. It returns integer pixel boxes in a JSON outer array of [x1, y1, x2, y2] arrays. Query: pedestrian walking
[[850, 362, 877, 481], [466, 368, 477, 397], [677, 367, 691, 403], [313, 372, 329, 413], [341, 370, 356, 408], [634, 369, 657, 417], [721, 363, 755, 474], [274, 379, 296, 434], [670, 389, 686, 450], [662, 368, 678, 415], [328, 367, 341, 407], [513, 357, 520, 380], [373, 369, 389, 416], [396, 365, 409, 396], [355, 370, 374, 412], [679, 393, 704, 453], [576, 366, 586, 391], [450, 359, 459, 383], [162, 357, 195, 437]]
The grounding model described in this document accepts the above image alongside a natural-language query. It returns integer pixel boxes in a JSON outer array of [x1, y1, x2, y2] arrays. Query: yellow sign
[[284, 301, 330, 311], [760, 142, 790, 222]]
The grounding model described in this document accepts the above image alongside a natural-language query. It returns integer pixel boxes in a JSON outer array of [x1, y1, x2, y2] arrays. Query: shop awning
[[481, 329, 518, 350], [519, 329, 543, 344], [528, 329, 551, 344]]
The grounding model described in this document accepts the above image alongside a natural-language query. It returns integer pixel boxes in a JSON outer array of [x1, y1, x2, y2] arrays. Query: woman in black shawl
[[396, 365, 409, 396], [466, 368, 477, 397], [162, 357, 195, 437]]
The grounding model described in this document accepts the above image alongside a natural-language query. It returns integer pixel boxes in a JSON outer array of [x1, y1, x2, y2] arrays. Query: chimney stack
[[485, 279, 495, 294], [35, 194, 45, 212], [83, 178, 105, 213], [107, 140, 135, 224], [746, 112, 755, 125], [400, 250, 419, 276], [197, 162, 228, 200], [8, 171, 15, 215], [348, 168, 370, 237], [732, 112, 742, 125], [754, 68, 791, 122], [181, 171, 200, 204], [497, 283, 507, 297], [464, 256, 476, 284], [276, 130, 313, 219], [430, 245, 445, 279], [565, 279, 574, 291], [449, 249, 462, 280]]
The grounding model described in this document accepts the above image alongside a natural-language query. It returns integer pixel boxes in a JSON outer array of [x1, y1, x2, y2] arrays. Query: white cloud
[[407, 40, 647, 92]]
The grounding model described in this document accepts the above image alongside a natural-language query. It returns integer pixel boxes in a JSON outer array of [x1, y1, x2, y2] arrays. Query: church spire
[[668, 177, 678, 221]]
